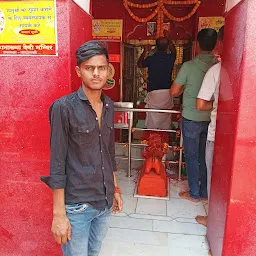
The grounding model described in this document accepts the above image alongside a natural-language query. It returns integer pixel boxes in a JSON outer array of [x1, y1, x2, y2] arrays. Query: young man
[[41, 41, 123, 256], [196, 26, 225, 226], [170, 29, 218, 202], [138, 37, 176, 129]]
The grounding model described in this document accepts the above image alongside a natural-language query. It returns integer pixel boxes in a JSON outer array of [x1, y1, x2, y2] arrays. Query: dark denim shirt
[[41, 87, 116, 210]]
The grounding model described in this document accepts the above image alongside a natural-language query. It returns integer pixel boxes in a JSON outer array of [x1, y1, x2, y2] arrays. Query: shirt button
[[106, 104, 109, 107], [96, 117, 98, 121], [102, 167, 104, 170], [105, 196, 108, 200], [99, 134, 101, 137], [86, 130, 89, 133], [101, 150, 103, 153], [104, 182, 106, 185]]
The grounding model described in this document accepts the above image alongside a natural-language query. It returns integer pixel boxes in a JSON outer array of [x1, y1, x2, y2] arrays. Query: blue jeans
[[62, 204, 112, 256], [182, 117, 209, 199], [206, 140, 215, 199]]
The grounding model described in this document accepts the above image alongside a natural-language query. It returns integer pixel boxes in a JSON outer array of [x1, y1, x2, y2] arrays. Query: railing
[[114, 103, 183, 180]]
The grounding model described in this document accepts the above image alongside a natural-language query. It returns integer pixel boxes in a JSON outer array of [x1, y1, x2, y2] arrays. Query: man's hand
[[144, 45, 151, 53], [112, 193, 123, 214], [51, 214, 72, 245], [170, 82, 184, 96]]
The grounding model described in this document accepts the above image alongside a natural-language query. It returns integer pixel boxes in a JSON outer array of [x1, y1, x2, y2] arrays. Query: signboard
[[92, 19, 123, 41], [109, 54, 120, 63], [198, 17, 225, 32], [0, 0, 57, 56], [225, 0, 242, 12]]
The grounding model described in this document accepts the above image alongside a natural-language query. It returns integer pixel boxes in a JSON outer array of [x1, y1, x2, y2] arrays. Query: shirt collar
[[77, 86, 108, 107]]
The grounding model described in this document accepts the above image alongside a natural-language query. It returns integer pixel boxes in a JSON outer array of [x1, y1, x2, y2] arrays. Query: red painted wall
[[70, 1, 93, 92], [93, 0, 225, 41], [0, 1, 92, 255], [93, 0, 196, 41], [196, 0, 225, 23], [208, 1, 256, 255]]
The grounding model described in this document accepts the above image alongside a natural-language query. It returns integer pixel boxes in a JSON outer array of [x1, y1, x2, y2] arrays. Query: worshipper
[[196, 26, 225, 226], [137, 37, 176, 130], [170, 28, 218, 202]]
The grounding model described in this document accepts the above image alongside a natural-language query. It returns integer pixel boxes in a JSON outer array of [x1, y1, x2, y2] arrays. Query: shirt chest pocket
[[78, 123, 97, 145]]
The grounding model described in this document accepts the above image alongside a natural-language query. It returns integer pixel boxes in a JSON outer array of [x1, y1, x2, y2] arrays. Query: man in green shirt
[[170, 29, 218, 202]]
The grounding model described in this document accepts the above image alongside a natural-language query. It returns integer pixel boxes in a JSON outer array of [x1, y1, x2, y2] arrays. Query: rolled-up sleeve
[[40, 100, 69, 189], [174, 62, 188, 86]]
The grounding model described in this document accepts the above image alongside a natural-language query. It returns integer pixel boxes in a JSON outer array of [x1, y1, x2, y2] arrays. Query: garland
[[124, 3, 160, 23], [163, 0, 199, 5], [142, 131, 169, 160], [162, 1, 201, 22], [123, 0, 201, 36], [126, 1, 159, 8]]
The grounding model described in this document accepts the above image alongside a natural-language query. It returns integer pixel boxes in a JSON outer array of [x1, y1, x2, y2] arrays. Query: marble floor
[[99, 167, 210, 256]]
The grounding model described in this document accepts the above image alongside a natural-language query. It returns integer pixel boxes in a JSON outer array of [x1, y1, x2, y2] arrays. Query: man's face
[[75, 54, 109, 91]]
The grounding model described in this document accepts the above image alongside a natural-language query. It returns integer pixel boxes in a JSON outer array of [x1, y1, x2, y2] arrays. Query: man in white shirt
[[195, 26, 224, 226]]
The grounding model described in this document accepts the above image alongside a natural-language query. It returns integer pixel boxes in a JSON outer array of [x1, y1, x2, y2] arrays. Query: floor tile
[[168, 234, 209, 256], [167, 198, 205, 218], [100, 241, 168, 256], [203, 202, 209, 215], [103, 170, 212, 255], [169, 247, 209, 256], [121, 194, 138, 215], [175, 217, 199, 224], [117, 180, 136, 195], [153, 220, 207, 235], [169, 179, 189, 199], [110, 216, 153, 231], [130, 213, 172, 222], [112, 212, 127, 217], [105, 227, 168, 246], [115, 168, 138, 181], [136, 198, 167, 216]]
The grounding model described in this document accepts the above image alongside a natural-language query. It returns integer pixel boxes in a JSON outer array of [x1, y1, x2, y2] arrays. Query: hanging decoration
[[123, 0, 201, 37]]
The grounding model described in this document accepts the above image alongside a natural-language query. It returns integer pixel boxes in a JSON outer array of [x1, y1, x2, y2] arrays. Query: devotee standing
[[138, 37, 176, 129], [170, 29, 218, 202]]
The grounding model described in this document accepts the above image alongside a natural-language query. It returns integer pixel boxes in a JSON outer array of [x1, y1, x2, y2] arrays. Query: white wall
[[225, 0, 242, 12], [73, 0, 91, 14]]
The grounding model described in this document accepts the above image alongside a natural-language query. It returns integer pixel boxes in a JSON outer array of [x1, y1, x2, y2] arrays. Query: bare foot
[[196, 215, 208, 227], [179, 192, 200, 203], [200, 197, 208, 202]]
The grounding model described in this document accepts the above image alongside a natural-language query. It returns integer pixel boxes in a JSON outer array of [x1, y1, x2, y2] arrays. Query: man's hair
[[218, 26, 225, 41], [76, 41, 109, 66], [156, 37, 169, 52], [197, 28, 218, 51]]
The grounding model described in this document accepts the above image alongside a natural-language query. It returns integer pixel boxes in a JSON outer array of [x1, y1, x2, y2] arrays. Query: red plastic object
[[138, 161, 167, 197]]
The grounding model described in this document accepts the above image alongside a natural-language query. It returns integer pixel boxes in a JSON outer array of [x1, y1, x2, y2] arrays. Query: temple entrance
[[92, 0, 227, 255]]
